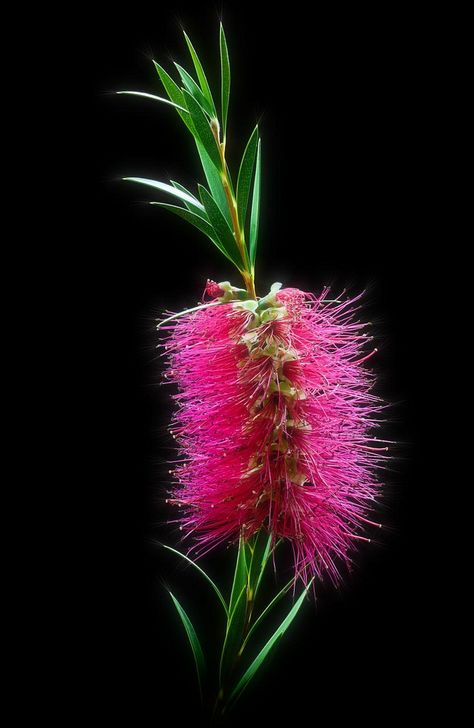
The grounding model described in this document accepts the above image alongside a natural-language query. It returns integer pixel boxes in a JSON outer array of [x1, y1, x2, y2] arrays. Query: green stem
[[211, 119, 257, 299], [214, 593, 252, 720], [213, 530, 270, 719]]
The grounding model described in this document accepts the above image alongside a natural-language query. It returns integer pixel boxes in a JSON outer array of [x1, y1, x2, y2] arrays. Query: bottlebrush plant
[[118, 23, 388, 720]]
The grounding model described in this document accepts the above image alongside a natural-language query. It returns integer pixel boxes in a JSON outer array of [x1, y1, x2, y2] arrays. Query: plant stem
[[212, 590, 252, 721], [213, 534, 266, 720], [211, 119, 257, 299]]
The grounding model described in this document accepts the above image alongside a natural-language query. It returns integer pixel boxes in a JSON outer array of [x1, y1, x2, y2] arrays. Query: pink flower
[[204, 279, 225, 299], [161, 285, 387, 583]]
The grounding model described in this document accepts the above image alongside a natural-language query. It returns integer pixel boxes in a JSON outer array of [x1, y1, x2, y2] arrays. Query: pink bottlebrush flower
[[119, 25, 396, 716], [120, 26, 395, 713], [162, 283, 387, 584]]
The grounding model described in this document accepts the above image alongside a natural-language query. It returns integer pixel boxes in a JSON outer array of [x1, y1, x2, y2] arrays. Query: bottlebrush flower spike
[[118, 22, 390, 714], [162, 283, 386, 583]]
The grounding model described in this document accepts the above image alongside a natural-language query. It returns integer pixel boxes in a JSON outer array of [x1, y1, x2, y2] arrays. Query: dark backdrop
[[89, 3, 440, 723]]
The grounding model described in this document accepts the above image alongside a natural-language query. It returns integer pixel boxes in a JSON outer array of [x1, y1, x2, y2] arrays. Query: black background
[[87, 3, 443, 724]]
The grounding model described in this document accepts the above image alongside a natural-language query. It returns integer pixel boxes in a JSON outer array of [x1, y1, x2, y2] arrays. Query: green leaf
[[249, 138, 261, 269], [219, 584, 247, 684], [228, 578, 314, 707], [153, 61, 231, 224], [170, 180, 209, 218], [240, 578, 294, 654], [229, 535, 248, 615], [236, 125, 259, 236], [183, 31, 216, 117], [198, 186, 244, 270], [195, 141, 232, 225], [247, 529, 272, 600], [149, 202, 239, 267], [174, 63, 214, 117], [219, 23, 231, 139], [152, 61, 195, 134], [219, 538, 248, 684], [116, 90, 188, 113], [183, 90, 222, 171], [123, 177, 204, 209], [168, 589, 206, 701], [152, 61, 230, 225], [157, 301, 223, 329], [159, 542, 228, 616]]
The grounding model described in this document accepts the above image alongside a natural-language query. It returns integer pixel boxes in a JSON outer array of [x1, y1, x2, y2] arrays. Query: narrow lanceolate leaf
[[198, 186, 244, 270], [195, 141, 232, 226], [152, 61, 229, 224], [249, 138, 261, 269], [219, 585, 247, 683], [247, 529, 272, 600], [229, 536, 248, 615], [149, 202, 239, 267], [183, 90, 222, 170], [123, 177, 204, 210], [183, 31, 216, 117], [152, 61, 195, 135], [157, 301, 222, 329], [174, 63, 214, 117], [228, 579, 314, 707], [116, 91, 188, 113], [236, 125, 259, 234], [159, 542, 227, 616], [219, 538, 248, 683], [240, 578, 294, 654], [219, 23, 231, 138], [170, 181, 209, 218], [168, 589, 206, 701]]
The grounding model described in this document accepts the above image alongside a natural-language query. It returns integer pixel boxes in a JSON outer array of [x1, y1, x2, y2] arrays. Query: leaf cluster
[[119, 26, 261, 282], [160, 534, 312, 715]]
